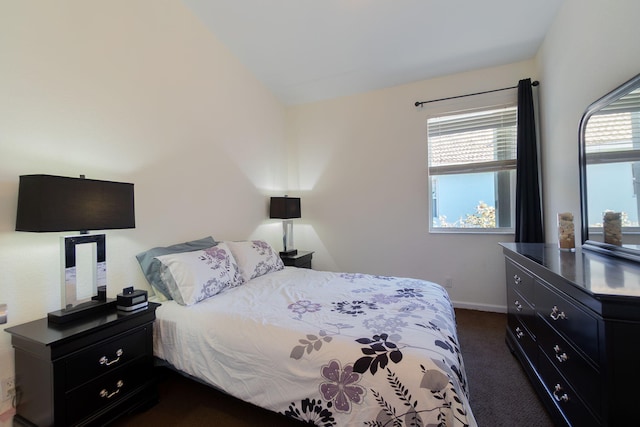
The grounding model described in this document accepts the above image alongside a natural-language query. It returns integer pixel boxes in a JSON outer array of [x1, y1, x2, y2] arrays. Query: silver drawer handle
[[99, 380, 124, 399], [553, 345, 569, 363], [513, 274, 522, 285], [514, 300, 523, 312], [515, 327, 525, 339], [550, 306, 567, 321], [553, 384, 569, 403], [99, 348, 124, 366]]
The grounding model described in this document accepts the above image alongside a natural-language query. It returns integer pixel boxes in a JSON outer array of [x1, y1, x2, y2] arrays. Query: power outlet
[[1, 377, 15, 401], [444, 277, 453, 289]]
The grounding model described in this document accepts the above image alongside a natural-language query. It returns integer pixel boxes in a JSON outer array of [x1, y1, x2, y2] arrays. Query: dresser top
[[500, 243, 640, 300]]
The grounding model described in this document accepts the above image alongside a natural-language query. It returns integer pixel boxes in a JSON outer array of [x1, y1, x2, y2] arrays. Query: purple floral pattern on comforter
[[154, 269, 476, 427], [283, 273, 474, 426]]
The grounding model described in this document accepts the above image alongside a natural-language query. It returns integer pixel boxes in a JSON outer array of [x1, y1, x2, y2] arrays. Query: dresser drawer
[[536, 315, 601, 416], [507, 283, 536, 336], [65, 326, 149, 390], [506, 259, 534, 304], [536, 280, 599, 363], [507, 314, 537, 361], [538, 351, 600, 427], [65, 359, 153, 425]]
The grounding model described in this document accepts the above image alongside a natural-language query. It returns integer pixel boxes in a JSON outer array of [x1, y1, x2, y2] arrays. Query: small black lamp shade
[[269, 196, 301, 219], [16, 174, 135, 233]]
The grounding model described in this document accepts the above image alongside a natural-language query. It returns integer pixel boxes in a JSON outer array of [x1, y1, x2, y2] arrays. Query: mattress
[[154, 267, 477, 426]]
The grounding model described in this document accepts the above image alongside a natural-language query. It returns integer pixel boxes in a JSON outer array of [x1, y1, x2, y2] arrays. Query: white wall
[[0, 1, 288, 414], [536, 0, 640, 243], [287, 60, 537, 312]]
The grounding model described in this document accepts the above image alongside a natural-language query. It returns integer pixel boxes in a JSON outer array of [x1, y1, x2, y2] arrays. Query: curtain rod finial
[[532, 80, 539, 87]]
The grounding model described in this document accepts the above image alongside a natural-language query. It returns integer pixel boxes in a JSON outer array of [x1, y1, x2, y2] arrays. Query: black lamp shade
[[270, 197, 301, 219], [16, 174, 135, 232]]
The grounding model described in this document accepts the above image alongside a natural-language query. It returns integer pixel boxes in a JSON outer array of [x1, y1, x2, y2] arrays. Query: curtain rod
[[414, 80, 539, 107]]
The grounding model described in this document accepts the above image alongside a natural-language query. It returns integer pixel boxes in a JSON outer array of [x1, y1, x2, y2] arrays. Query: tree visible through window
[[428, 106, 517, 231]]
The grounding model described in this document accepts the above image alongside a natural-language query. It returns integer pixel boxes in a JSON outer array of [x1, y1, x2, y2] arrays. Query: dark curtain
[[515, 78, 544, 243]]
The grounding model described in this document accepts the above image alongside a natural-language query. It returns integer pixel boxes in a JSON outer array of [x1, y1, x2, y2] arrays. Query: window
[[428, 105, 517, 232]]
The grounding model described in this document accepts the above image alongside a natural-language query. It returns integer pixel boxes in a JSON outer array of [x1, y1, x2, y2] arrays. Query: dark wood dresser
[[501, 243, 640, 427], [5, 302, 159, 426]]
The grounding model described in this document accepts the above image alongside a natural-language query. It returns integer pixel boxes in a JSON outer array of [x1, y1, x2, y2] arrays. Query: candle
[[557, 212, 575, 251], [603, 211, 622, 246]]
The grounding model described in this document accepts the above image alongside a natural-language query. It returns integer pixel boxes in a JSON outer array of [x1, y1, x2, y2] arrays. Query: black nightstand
[[5, 302, 160, 427], [280, 251, 314, 269]]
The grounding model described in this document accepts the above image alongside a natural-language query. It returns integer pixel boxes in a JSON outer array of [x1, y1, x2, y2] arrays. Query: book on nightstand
[[117, 301, 148, 312]]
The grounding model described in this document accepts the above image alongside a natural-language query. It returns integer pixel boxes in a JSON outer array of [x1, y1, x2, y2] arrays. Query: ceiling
[[182, 0, 565, 105]]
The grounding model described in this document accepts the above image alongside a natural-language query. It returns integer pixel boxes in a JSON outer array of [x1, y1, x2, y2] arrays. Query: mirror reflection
[[581, 74, 640, 259]]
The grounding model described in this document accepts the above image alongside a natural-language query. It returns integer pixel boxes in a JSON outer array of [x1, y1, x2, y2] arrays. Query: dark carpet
[[113, 309, 554, 426], [455, 309, 554, 427]]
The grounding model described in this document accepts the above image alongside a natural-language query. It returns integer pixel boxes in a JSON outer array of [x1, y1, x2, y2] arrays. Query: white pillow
[[226, 240, 284, 283], [155, 242, 244, 306]]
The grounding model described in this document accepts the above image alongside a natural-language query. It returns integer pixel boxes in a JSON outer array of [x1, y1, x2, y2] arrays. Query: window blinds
[[428, 106, 517, 175], [585, 89, 640, 164]]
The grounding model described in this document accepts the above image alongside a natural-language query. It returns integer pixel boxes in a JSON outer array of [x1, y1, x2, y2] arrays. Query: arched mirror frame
[[579, 73, 640, 262]]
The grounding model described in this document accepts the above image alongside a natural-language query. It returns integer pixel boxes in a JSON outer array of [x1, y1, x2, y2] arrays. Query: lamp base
[[280, 249, 298, 257], [47, 298, 117, 324]]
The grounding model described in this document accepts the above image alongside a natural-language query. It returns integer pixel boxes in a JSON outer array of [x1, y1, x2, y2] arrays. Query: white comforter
[[154, 267, 476, 426]]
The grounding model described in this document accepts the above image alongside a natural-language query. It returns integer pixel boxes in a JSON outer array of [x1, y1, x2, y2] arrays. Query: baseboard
[[451, 300, 507, 313]]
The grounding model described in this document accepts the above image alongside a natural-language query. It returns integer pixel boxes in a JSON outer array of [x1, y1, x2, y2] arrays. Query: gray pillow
[[136, 236, 216, 300]]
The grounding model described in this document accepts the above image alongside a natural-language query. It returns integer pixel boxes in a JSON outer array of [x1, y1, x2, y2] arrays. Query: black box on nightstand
[[117, 287, 148, 312]]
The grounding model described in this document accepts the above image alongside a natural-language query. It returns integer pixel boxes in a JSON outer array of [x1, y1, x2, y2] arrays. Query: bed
[[138, 238, 477, 426]]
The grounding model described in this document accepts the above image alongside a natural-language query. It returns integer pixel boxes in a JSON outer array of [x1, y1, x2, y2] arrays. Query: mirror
[[580, 73, 640, 262]]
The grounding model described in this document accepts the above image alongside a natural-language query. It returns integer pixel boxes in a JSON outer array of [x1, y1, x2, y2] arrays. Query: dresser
[[501, 243, 640, 427], [5, 302, 159, 426]]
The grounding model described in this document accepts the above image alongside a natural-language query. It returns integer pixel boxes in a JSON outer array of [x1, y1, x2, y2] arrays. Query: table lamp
[[269, 196, 301, 256], [15, 174, 135, 323]]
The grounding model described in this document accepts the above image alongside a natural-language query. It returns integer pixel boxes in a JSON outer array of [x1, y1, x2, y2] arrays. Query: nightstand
[[5, 302, 159, 427], [280, 251, 314, 269]]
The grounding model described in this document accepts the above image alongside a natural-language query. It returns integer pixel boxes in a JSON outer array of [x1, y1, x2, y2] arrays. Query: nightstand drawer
[[65, 326, 149, 390], [6, 303, 159, 427], [66, 359, 153, 425]]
